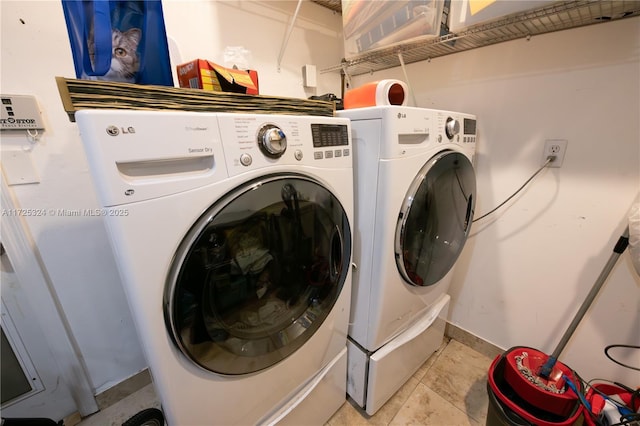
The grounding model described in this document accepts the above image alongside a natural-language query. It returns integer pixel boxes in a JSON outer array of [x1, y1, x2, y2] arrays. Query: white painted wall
[[162, 0, 343, 98], [349, 17, 640, 384], [1, 0, 147, 395], [1, 0, 343, 397]]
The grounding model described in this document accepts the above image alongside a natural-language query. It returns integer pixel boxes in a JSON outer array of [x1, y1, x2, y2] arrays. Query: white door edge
[[1, 175, 98, 416]]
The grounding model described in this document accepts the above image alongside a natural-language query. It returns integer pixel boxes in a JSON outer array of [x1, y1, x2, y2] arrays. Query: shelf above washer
[[321, 0, 640, 76], [310, 0, 341, 13]]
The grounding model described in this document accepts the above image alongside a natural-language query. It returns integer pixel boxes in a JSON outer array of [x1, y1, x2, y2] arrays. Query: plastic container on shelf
[[342, 0, 445, 58], [449, 0, 557, 33]]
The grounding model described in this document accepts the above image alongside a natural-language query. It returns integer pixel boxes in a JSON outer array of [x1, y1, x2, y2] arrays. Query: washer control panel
[[311, 123, 350, 161], [216, 114, 352, 176]]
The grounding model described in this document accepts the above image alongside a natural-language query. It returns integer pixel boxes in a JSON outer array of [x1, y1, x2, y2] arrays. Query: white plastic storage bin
[[342, 0, 445, 58], [449, 0, 557, 33]]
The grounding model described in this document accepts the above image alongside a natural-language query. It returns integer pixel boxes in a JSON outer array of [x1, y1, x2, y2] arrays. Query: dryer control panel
[[462, 117, 477, 144], [435, 111, 476, 146], [434, 111, 477, 166]]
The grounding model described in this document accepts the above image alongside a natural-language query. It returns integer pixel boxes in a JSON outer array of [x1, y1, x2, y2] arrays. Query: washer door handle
[[464, 193, 474, 234]]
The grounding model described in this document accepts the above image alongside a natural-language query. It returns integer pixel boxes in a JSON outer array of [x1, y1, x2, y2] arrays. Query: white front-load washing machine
[[76, 110, 354, 425], [337, 106, 477, 415]]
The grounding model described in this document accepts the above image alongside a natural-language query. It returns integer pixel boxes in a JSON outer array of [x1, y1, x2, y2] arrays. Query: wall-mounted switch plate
[[302, 64, 317, 88], [1, 95, 45, 130], [1, 150, 40, 185]]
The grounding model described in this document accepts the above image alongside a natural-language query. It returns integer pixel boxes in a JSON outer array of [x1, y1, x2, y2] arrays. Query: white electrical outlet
[[542, 139, 568, 168]]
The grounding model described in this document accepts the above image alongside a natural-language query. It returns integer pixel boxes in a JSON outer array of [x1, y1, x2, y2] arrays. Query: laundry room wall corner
[[348, 17, 640, 385]]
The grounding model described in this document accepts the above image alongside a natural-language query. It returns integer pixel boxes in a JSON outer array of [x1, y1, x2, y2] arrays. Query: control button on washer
[[343, 148, 350, 156], [325, 150, 333, 159], [334, 150, 342, 157], [294, 150, 303, 161], [314, 151, 323, 160], [240, 153, 252, 166]]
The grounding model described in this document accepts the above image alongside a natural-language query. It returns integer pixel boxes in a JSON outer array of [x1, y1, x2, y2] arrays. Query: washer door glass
[[165, 174, 351, 375], [395, 150, 476, 287]]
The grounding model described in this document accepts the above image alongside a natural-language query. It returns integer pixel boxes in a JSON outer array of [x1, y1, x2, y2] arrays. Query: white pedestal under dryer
[[337, 106, 477, 415], [76, 110, 354, 425]]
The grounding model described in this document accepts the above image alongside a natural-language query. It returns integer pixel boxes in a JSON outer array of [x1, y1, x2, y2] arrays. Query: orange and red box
[[176, 59, 259, 95]]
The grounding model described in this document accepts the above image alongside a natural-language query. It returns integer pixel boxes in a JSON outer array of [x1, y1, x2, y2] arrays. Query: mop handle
[[539, 226, 630, 378]]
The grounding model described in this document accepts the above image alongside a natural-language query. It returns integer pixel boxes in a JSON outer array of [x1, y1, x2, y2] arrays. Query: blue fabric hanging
[[62, 0, 173, 86]]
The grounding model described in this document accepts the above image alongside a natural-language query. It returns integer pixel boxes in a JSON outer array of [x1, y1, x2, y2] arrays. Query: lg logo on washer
[[105, 125, 136, 136]]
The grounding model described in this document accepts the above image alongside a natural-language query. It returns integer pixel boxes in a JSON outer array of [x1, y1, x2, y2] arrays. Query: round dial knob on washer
[[445, 117, 460, 139], [257, 124, 287, 158]]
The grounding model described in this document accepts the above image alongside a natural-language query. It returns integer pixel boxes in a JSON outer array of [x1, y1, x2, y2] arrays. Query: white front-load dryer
[[76, 110, 354, 425], [337, 106, 477, 415]]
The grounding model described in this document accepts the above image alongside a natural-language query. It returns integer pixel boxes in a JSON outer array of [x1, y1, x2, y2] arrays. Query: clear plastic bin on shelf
[[342, 0, 445, 59], [449, 0, 557, 33]]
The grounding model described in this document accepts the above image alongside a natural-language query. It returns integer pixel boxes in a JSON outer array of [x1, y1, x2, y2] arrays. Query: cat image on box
[[87, 27, 141, 83]]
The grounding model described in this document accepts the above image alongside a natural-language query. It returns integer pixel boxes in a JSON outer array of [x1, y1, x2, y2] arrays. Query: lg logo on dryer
[[106, 125, 136, 136]]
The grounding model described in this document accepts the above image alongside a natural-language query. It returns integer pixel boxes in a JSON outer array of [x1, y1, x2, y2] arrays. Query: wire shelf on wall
[[321, 0, 640, 76], [310, 0, 341, 13]]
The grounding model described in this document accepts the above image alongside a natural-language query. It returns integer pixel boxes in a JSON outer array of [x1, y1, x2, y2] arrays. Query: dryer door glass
[[395, 150, 475, 287], [164, 174, 351, 375]]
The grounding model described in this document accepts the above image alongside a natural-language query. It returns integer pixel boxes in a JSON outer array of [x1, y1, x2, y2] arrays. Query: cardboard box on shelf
[[177, 59, 259, 95]]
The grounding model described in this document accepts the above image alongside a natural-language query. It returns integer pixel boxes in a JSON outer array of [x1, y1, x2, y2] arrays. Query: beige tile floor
[[68, 337, 495, 426], [327, 338, 493, 426]]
